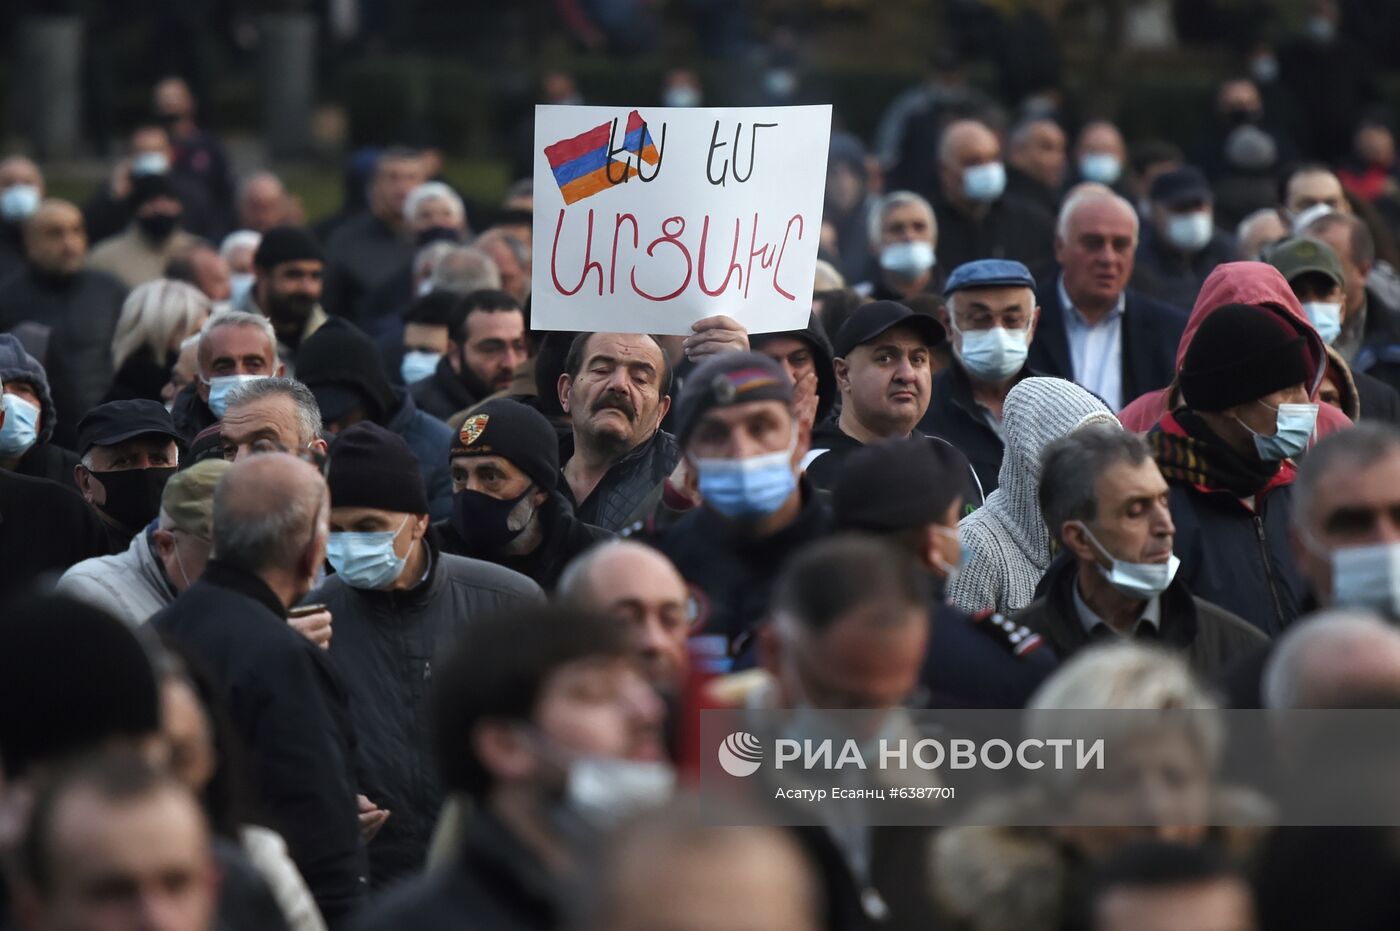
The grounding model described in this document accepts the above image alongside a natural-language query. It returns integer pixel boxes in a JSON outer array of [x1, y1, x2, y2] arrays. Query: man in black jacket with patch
[[150, 452, 368, 926], [1020, 425, 1266, 676], [437, 397, 609, 592], [308, 422, 542, 887], [1028, 189, 1189, 412]]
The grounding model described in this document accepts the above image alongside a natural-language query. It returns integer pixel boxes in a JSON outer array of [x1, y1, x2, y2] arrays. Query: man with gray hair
[[218, 376, 328, 462], [1028, 189, 1189, 412], [858, 190, 940, 303], [1015, 424, 1264, 675], [427, 245, 501, 296], [150, 452, 369, 925], [170, 308, 283, 442], [1264, 609, 1400, 709]]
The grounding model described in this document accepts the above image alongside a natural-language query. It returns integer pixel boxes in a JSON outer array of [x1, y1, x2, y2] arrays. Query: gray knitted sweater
[[947, 377, 1119, 615]]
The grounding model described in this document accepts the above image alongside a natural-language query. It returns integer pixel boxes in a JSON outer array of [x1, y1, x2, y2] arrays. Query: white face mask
[[566, 756, 676, 828], [1164, 211, 1214, 252], [1302, 301, 1343, 345], [951, 319, 1030, 382], [879, 240, 935, 277], [1330, 542, 1400, 618], [962, 162, 1007, 202], [1075, 521, 1180, 601]]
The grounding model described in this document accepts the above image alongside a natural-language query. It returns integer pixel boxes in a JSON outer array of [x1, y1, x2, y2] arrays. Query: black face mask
[[414, 226, 462, 248], [89, 466, 176, 531], [450, 487, 533, 552], [137, 212, 179, 243]]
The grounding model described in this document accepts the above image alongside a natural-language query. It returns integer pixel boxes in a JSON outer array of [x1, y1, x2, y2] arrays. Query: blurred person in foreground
[[307, 422, 541, 886], [933, 642, 1256, 931], [351, 605, 668, 931], [1081, 841, 1256, 931], [576, 802, 822, 931]]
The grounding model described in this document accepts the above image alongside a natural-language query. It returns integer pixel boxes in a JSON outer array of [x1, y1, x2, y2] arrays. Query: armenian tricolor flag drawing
[[544, 110, 661, 205]]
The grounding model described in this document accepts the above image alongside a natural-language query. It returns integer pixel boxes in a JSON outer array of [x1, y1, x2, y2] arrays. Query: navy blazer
[[1028, 275, 1189, 410]]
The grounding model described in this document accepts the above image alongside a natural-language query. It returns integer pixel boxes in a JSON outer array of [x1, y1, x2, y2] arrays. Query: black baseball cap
[[831, 300, 945, 359], [1149, 166, 1212, 208], [75, 400, 183, 458], [833, 435, 971, 532]]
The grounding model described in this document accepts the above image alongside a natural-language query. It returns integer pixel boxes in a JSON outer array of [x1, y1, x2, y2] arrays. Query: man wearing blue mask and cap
[[307, 421, 541, 887], [1149, 301, 1316, 635], [920, 258, 1048, 494], [1134, 166, 1237, 309], [931, 119, 1056, 275], [1020, 424, 1264, 675], [649, 352, 828, 665]]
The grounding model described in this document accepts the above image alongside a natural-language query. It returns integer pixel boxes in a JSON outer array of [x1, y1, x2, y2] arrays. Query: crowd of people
[[7, 4, 1400, 927]]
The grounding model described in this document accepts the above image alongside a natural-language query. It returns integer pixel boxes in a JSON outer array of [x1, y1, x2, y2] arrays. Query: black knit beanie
[[326, 421, 430, 514], [254, 225, 324, 269], [1179, 303, 1311, 412], [450, 398, 559, 493]]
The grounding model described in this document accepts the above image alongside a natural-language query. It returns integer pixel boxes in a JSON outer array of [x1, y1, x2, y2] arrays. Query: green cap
[[1267, 236, 1344, 288], [160, 459, 232, 541]]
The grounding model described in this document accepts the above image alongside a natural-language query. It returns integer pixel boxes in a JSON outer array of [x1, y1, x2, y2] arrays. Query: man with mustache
[[557, 332, 680, 532]]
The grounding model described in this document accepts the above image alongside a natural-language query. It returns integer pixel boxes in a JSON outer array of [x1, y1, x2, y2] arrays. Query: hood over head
[[750, 312, 838, 423], [0, 333, 56, 446], [294, 318, 399, 425]]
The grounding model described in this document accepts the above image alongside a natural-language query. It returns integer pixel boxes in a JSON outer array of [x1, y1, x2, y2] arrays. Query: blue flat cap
[[943, 259, 1037, 296]]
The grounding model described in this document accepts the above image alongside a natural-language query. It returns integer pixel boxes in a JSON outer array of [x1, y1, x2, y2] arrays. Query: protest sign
[[531, 104, 832, 335]]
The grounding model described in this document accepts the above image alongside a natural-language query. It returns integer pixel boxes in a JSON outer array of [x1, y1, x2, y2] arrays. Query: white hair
[[111, 279, 211, 370], [403, 181, 465, 226], [867, 190, 936, 249], [1263, 609, 1400, 709], [428, 245, 501, 295], [813, 259, 845, 291], [219, 229, 262, 264], [198, 309, 279, 376], [1055, 188, 1139, 243]]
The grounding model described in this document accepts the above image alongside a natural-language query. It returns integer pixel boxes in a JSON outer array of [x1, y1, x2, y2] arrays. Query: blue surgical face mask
[[879, 241, 935, 277], [1078, 153, 1122, 185], [400, 350, 441, 385], [0, 184, 40, 223], [1165, 211, 1214, 252], [952, 321, 1030, 382], [1329, 541, 1400, 618], [1236, 400, 1318, 461], [0, 393, 40, 457], [202, 374, 267, 419], [695, 431, 798, 520], [1302, 301, 1342, 345], [963, 162, 1006, 202], [228, 272, 255, 307], [326, 516, 411, 590]]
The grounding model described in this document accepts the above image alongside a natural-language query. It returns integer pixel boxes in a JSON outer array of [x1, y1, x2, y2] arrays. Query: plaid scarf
[[1149, 409, 1282, 497]]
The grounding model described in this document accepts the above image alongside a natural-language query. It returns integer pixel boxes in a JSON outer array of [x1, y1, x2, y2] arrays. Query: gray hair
[[219, 229, 261, 264], [403, 181, 465, 226], [867, 190, 936, 249], [1303, 210, 1376, 267], [476, 228, 531, 267], [1292, 422, 1400, 530], [198, 309, 278, 376], [212, 455, 327, 574], [413, 241, 457, 280], [429, 246, 502, 295], [224, 376, 323, 445], [813, 258, 845, 291], [1038, 424, 1145, 542], [1055, 188, 1139, 243], [111, 278, 211, 370], [1264, 609, 1400, 709]]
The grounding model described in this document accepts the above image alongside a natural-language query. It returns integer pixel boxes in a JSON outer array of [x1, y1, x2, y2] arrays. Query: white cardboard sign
[[531, 104, 832, 335]]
